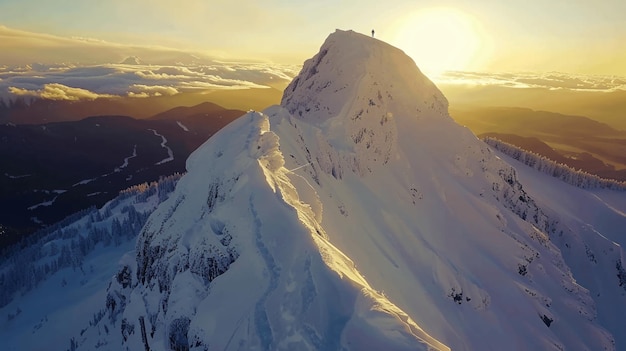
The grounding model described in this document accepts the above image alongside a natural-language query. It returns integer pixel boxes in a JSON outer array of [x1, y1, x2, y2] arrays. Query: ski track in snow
[[149, 129, 174, 165], [250, 195, 279, 350]]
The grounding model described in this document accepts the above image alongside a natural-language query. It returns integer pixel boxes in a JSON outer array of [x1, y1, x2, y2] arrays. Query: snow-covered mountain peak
[[10, 30, 624, 351], [282, 29, 447, 125], [120, 55, 143, 65], [280, 29, 451, 176]]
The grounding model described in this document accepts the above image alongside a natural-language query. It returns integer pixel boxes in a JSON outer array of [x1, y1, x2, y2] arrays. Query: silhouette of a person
[[372, 29, 375, 38]]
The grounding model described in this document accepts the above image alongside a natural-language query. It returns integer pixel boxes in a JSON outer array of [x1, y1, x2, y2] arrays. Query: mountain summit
[[67, 30, 626, 350], [120, 56, 144, 65]]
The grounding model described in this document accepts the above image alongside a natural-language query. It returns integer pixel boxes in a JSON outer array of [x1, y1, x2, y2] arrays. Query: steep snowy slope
[[77, 110, 447, 350], [274, 30, 623, 350], [72, 29, 625, 351], [495, 150, 626, 349]]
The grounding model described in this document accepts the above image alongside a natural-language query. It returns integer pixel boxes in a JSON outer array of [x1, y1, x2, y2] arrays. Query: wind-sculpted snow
[[77, 110, 448, 350]]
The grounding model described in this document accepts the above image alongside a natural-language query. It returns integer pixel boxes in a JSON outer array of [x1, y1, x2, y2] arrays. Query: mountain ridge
[[1, 29, 625, 351]]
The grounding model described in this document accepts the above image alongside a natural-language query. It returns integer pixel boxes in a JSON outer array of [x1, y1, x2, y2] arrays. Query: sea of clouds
[[4, 65, 625, 103], [435, 71, 626, 92], [0, 61, 299, 101]]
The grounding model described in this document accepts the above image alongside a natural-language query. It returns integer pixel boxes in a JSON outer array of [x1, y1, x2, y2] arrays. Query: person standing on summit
[[371, 29, 375, 38]]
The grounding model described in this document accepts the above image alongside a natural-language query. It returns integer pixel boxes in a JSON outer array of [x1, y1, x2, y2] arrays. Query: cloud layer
[[435, 71, 626, 92], [0, 62, 299, 101], [9, 84, 113, 101]]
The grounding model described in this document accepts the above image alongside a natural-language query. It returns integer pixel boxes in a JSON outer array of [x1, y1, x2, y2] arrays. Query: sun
[[389, 8, 487, 76]]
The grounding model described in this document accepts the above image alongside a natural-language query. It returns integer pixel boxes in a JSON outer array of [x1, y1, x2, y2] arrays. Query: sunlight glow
[[390, 8, 488, 76]]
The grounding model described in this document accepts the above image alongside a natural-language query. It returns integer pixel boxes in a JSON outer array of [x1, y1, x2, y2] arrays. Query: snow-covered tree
[[0, 173, 181, 308], [484, 137, 626, 191]]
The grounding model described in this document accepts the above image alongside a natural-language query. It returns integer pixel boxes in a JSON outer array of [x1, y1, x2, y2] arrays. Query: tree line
[[0, 173, 182, 308], [484, 137, 626, 191]]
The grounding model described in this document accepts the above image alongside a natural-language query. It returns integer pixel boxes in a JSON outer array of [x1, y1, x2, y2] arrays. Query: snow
[[2, 29, 625, 351], [71, 108, 448, 350], [69, 143, 141, 188], [114, 144, 137, 172], [4, 173, 31, 179], [176, 121, 189, 132], [30, 216, 42, 224], [149, 128, 174, 165], [27, 196, 60, 210], [0, 242, 134, 351], [494, 150, 626, 348], [72, 177, 97, 187], [27, 190, 67, 210]]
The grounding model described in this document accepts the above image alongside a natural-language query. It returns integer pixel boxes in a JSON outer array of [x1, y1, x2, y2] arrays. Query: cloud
[[128, 84, 179, 97], [435, 71, 626, 92], [9, 83, 113, 101], [0, 61, 297, 101]]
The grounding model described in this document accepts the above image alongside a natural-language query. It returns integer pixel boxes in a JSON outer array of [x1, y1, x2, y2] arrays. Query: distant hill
[[452, 106, 621, 137], [149, 101, 244, 137], [451, 107, 626, 181], [0, 89, 279, 125], [480, 132, 626, 181], [0, 94, 222, 124]]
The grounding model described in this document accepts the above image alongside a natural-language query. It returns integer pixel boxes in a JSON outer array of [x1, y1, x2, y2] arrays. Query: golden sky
[[1, 0, 625, 75]]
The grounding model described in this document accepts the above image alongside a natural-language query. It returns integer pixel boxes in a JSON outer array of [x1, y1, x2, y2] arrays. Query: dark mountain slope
[[0, 103, 243, 247]]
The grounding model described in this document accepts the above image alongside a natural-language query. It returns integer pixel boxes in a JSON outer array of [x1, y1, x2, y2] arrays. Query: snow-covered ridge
[[88, 110, 448, 350]]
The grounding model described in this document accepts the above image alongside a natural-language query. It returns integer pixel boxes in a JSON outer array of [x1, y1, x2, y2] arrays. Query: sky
[[1, 0, 625, 75], [0, 0, 626, 75]]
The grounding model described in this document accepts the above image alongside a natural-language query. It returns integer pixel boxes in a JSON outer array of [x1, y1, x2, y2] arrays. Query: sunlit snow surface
[[2, 30, 625, 351]]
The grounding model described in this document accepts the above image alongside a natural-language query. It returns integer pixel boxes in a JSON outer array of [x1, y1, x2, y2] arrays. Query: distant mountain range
[[0, 92, 246, 124], [0, 102, 243, 248]]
